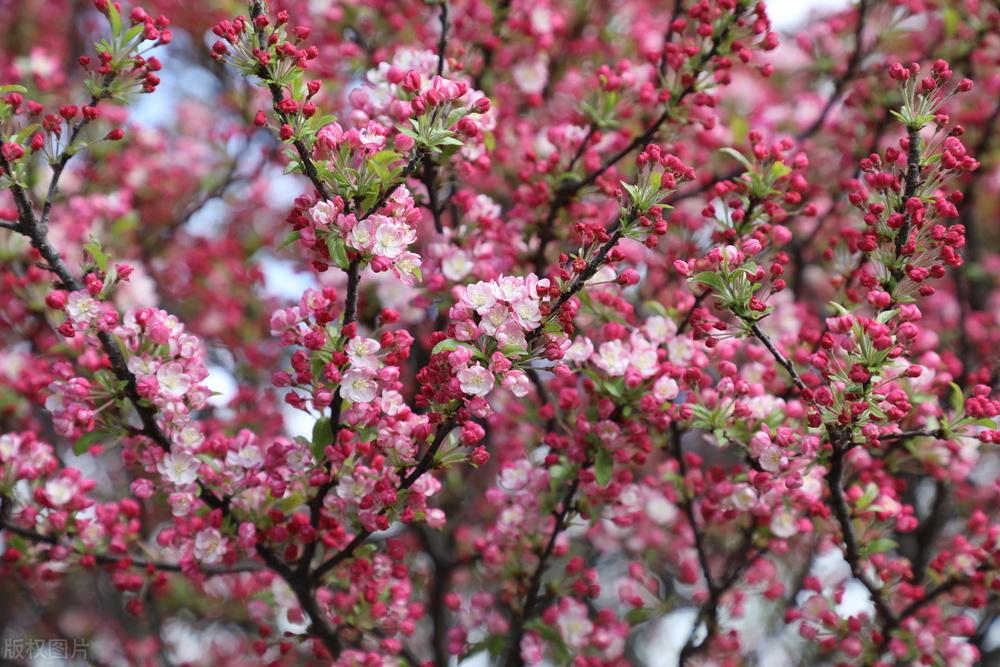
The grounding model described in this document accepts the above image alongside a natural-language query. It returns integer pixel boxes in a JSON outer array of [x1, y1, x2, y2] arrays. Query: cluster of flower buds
[[350, 49, 495, 169]]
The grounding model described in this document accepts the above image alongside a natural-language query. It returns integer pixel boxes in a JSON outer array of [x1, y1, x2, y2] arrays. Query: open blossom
[[2, 3, 1000, 667], [653, 376, 680, 401], [594, 340, 629, 376], [591, 333, 661, 378], [155, 362, 191, 398], [346, 337, 381, 370], [458, 365, 494, 397], [65, 291, 101, 327], [193, 528, 226, 564], [371, 216, 416, 258], [555, 598, 594, 650], [341, 369, 379, 403], [157, 450, 200, 486], [456, 274, 549, 347], [302, 188, 422, 284]]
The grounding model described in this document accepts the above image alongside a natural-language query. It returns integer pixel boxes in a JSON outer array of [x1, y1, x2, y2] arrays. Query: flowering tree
[[1, 0, 999, 665]]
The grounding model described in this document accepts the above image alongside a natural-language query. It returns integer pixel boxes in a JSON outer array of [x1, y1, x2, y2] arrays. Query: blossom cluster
[[2, 1, 1000, 666]]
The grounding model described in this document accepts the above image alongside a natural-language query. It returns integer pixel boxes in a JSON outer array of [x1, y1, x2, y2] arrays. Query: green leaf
[[83, 238, 108, 272], [326, 235, 350, 269], [603, 380, 623, 398], [311, 417, 333, 461], [74, 430, 113, 455], [719, 147, 752, 171], [106, 1, 122, 36], [276, 492, 306, 513], [310, 353, 328, 381], [730, 115, 749, 145], [431, 338, 465, 355], [626, 607, 659, 625], [0, 85, 28, 95], [13, 123, 40, 146], [277, 231, 301, 252], [862, 538, 897, 556], [370, 150, 401, 166], [690, 270, 725, 292], [942, 7, 959, 38], [595, 447, 612, 486], [856, 483, 879, 511], [949, 382, 964, 413], [121, 23, 146, 46], [827, 301, 851, 317], [769, 161, 792, 179]]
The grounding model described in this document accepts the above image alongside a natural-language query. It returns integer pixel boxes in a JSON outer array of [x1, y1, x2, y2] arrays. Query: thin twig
[[0, 519, 261, 575]]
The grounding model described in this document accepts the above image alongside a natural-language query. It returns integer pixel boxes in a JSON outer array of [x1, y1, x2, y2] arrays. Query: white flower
[[468, 194, 500, 221], [358, 125, 386, 152], [346, 218, 377, 252], [379, 390, 405, 416], [346, 337, 381, 370], [629, 336, 658, 377], [594, 340, 629, 377], [156, 362, 191, 399], [194, 528, 225, 564], [770, 508, 798, 538], [168, 492, 194, 517], [462, 281, 498, 313], [392, 251, 423, 286], [44, 477, 75, 506], [0, 433, 20, 460], [226, 442, 263, 469], [66, 292, 100, 325], [530, 6, 553, 32], [564, 337, 594, 363], [511, 298, 542, 330], [341, 369, 378, 403], [512, 56, 548, 94], [502, 370, 532, 397], [496, 275, 526, 302], [667, 338, 694, 365], [173, 426, 205, 450], [759, 446, 785, 473], [373, 218, 416, 258], [442, 250, 473, 281], [458, 365, 495, 397], [336, 472, 372, 501], [653, 376, 680, 401], [728, 484, 757, 511], [158, 451, 200, 486], [645, 493, 677, 525], [498, 460, 532, 491], [556, 599, 594, 650], [309, 200, 338, 227], [498, 505, 525, 531], [479, 303, 510, 336], [644, 316, 677, 343]]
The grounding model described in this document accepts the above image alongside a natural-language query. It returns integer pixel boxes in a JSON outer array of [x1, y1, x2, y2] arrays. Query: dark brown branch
[[793, 0, 871, 141], [671, 0, 875, 206], [826, 433, 898, 627], [890, 126, 922, 285], [745, 320, 807, 392], [502, 474, 583, 667], [870, 565, 991, 665], [531, 14, 738, 270], [309, 419, 458, 582], [0, 519, 261, 575], [435, 1, 449, 77]]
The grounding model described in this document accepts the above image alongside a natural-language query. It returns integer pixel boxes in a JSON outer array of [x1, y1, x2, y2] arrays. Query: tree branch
[[0, 518, 261, 575]]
